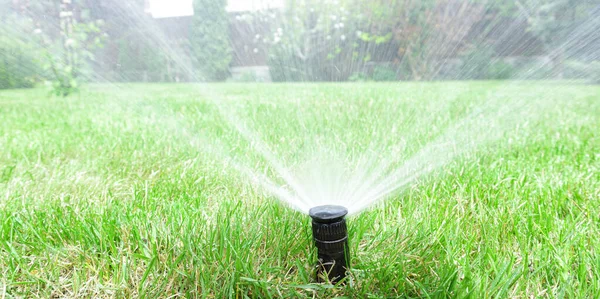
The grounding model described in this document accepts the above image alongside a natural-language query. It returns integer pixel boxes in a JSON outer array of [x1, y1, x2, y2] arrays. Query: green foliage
[[520, 0, 594, 48], [0, 34, 42, 89], [257, 0, 482, 81], [459, 47, 493, 79], [565, 60, 600, 84], [348, 66, 398, 82], [509, 0, 597, 76], [348, 72, 369, 82], [588, 62, 600, 85], [248, 0, 366, 81], [38, 11, 105, 96], [43, 59, 79, 97], [359, 0, 486, 81], [459, 48, 515, 80], [371, 65, 397, 81], [190, 0, 232, 81], [487, 61, 515, 80], [0, 5, 44, 89]]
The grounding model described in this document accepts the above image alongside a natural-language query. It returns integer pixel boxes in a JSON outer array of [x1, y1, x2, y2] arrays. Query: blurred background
[[1, 0, 599, 95]]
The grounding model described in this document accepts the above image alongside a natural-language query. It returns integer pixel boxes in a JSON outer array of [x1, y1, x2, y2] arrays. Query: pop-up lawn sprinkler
[[309, 205, 350, 284]]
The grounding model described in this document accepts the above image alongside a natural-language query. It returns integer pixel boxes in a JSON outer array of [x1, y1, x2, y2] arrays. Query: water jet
[[309, 205, 350, 284]]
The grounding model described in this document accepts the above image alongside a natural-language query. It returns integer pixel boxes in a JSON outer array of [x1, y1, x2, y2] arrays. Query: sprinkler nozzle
[[309, 205, 350, 284]]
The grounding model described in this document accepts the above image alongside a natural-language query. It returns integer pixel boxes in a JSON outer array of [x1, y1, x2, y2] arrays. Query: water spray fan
[[309, 205, 350, 284]]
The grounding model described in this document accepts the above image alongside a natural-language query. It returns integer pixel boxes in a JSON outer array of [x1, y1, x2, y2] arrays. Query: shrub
[[247, 1, 366, 82], [348, 72, 369, 82], [371, 65, 397, 81], [459, 48, 516, 80], [0, 35, 42, 89], [590, 62, 600, 84], [565, 60, 600, 84], [459, 47, 495, 80], [488, 61, 515, 80], [38, 18, 105, 96]]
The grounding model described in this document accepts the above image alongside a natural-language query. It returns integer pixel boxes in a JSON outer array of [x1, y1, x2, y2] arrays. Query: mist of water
[[2, 0, 599, 215]]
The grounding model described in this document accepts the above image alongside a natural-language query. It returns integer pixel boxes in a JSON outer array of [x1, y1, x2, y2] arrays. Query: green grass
[[1, 82, 599, 298]]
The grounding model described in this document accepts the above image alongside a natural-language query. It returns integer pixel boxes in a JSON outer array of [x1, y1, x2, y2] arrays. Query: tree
[[190, 0, 232, 81]]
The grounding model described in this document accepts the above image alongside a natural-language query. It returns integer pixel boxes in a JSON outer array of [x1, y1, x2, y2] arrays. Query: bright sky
[[148, 0, 284, 18]]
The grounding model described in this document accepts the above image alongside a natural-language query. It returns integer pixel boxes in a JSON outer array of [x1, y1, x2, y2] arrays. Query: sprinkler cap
[[309, 205, 348, 224], [309, 205, 350, 284]]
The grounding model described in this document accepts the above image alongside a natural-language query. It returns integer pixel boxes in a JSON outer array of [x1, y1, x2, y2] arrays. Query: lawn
[[1, 82, 599, 298]]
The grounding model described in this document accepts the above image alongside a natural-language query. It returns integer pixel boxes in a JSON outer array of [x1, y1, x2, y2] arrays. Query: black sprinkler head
[[309, 205, 350, 284]]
